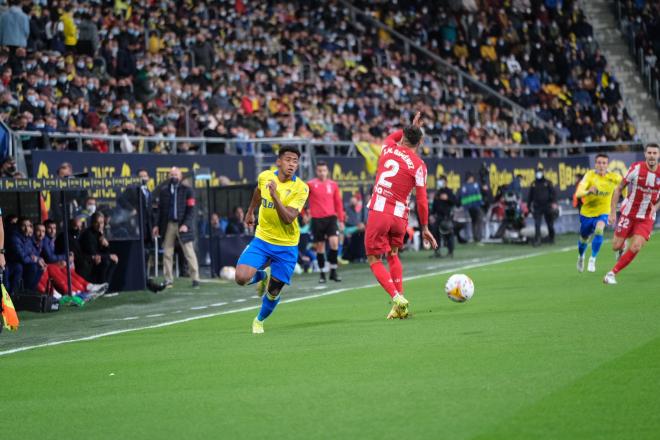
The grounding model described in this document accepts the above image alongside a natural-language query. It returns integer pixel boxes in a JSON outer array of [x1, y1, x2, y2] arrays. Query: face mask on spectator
[[57, 61, 65, 69], [164, 85, 172, 94], [135, 108, 143, 117], [59, 75, 67, 84], [86, 204, 96, 214], [35, 122, 45, 129], [76, 61, 85, 69], [87, 82, 95, 90], [121, 104, 130, 114], [41, 56, 49, 64], [168, 112, 179, 120], [219, 89, 227, 97], [536, 171, 544, 180], [59, 108, 69, 119], [38, 100, 45, 108], [27, 94, 38, 105]]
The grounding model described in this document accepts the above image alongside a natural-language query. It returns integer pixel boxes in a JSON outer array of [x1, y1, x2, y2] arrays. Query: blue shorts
[[236, 237, 298, 285], [579, 214, 609, 238]]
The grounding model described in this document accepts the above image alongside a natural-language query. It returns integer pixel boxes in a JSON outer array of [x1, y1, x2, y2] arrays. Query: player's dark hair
[[645, 143, 660, 151], [316, 161, 328, 168], [595, 153, 609, 160], [279, 146, 301, 158], [403, 125, 423, 147], [44, 219, 56, 228]]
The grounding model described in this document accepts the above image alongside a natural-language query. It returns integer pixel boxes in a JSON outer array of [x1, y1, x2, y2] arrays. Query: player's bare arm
[[608, 180, 627, 225], [268, 180, 299, 225], [246, 186, 261, 227]]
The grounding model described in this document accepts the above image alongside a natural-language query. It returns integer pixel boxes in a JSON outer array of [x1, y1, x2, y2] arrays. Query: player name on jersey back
[[368, 144, 427, 219], [621, 161, 660, 219]]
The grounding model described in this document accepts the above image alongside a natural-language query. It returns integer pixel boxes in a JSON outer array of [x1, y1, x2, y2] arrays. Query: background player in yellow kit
[[574, 153, 622, 273]]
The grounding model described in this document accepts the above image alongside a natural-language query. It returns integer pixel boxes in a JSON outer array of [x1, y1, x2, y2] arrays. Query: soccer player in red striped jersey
[[604, 143, 660, 284], [365, 112, 438, 319], [307, 161, 345, 283]]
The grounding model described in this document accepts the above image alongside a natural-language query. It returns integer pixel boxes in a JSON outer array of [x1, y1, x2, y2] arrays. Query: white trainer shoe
[[577, 256, 585, 273], [603, 271, 617, 285], [587, 257, 596, 273]]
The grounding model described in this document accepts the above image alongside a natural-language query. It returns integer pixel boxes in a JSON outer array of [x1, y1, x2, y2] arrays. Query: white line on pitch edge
[[0, 246, 573, 357]]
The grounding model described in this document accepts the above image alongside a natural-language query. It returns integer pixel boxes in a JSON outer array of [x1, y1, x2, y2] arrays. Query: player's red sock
[[612, 250, 638, 274], [369, 261, 398, 298], [387, 254, 403, 294]]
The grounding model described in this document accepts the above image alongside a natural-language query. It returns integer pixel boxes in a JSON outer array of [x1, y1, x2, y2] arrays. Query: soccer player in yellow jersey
[[574, 153, 622, 273], [234, 146, 309, 334]]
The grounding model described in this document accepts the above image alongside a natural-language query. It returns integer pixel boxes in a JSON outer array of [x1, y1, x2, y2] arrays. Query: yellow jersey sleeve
[[576, 171, 593, 198]]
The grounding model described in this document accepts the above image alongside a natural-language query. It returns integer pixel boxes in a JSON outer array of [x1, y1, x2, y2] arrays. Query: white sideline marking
[[190, 306, 208, 311], [122, 316, 139, 321], [233, 298, 247, 303], [0, 246, 572, 357], [145, 314, 165, 318], [209, 302, 228, 307]]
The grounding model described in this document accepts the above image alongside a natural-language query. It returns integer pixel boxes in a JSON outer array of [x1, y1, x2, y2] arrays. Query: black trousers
[[90, 256, 117, 284], [431, 220, 455, 255], [533, 207, 555, 242], [467, 207, 483, 242]]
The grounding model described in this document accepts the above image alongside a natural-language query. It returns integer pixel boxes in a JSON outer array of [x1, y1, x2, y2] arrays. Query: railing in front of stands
[[12, 129, 652, 159]]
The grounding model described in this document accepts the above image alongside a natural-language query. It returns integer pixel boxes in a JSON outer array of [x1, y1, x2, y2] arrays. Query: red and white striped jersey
[[367, 130, 429, 225], [620, 161, 660, 220]]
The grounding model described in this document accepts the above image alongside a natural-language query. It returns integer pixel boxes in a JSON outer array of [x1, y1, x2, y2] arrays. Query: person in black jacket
[[152, 167, 199, 288], [527, 167, 558, 246], [79, 212, 118, 284], [431, 176, 458, 257], [56, 217, 90, 279]]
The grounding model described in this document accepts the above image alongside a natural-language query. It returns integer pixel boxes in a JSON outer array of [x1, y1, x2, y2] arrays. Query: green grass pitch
[[2, 238, 660, 439]]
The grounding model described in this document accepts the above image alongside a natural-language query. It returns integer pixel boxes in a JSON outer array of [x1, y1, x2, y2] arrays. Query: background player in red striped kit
[[365, 112, 438, 319], [604, 143, 660, 284], [307, 162, 345, 283]]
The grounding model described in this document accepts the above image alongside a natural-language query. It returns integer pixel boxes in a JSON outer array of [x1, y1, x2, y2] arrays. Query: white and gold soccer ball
[[445, 274, 474, 303], [220, 266, 236, 281]]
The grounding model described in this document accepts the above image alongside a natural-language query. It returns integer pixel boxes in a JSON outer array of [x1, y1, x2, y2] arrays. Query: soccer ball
[[445, 274, 474, 303], [220, 266, 236, 281]]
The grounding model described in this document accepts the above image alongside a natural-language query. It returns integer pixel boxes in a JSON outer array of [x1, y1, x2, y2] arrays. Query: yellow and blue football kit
[[238, 170, 309, 284], [575, 170, 622, 259]]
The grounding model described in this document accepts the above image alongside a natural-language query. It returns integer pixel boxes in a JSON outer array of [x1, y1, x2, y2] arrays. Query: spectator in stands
[[79, 212, 118, 285], [7, 217, 45, 293], [0, 0, 30, 51], [225, 206, 247, 235], [153, 166, 199, 289], [460, 173, 484, 243], [0, 157, 17, 177]]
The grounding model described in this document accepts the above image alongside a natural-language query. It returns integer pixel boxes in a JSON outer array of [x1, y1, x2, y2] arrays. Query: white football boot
[[587, 257, 596, 273], [603, 271, 617, 285]]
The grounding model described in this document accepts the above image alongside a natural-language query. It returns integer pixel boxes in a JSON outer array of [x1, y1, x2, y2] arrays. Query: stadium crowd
[[616, 0, 660, 106], [0, 0, 639, 158]]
